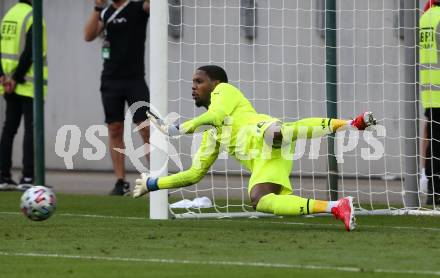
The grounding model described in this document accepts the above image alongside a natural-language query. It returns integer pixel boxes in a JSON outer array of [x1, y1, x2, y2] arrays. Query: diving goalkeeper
[[133, 65, 377, 231]]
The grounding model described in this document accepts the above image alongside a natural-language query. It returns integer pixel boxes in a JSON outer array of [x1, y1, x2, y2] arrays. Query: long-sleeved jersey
[[158, 82, 279, 189]]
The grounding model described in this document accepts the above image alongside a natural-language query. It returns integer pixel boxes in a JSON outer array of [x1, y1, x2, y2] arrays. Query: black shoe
[[434, 194, 440, 206], [427, 195, 433, 206], [0, 176, 17, 191], [109, 179, 130, 196], [426, 195, 440, 206]]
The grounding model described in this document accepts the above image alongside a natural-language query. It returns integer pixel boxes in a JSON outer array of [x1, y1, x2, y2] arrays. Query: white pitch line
[[60, 213, 146, 220], [0, 251, 439, 276], [0, 211, 147, 220], [212, 219, 440, 232], [261, 220, 440, 232], [2, 211, 440, 232]]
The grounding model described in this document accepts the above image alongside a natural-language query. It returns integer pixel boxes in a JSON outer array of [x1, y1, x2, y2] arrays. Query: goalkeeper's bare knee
[[250, 183, 282, 209]]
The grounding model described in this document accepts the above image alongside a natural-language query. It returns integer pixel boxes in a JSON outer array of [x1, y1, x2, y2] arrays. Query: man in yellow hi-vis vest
[[420, 0, 440, 205], [0, 0, 48, 191]]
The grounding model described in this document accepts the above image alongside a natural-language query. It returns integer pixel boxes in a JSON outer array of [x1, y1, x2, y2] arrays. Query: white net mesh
[[162, 0, 439, 217]]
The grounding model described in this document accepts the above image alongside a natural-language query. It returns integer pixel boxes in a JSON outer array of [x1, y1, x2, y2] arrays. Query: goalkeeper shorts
[[248, 154, 294, 196]]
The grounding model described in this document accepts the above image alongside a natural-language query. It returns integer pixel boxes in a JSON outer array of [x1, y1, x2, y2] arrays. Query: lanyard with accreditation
[[101, 0, 130, 60]]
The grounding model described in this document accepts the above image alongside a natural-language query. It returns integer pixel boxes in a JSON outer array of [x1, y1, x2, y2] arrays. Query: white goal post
[[149, 0, 440, 219], [149, 0, 169, 219]]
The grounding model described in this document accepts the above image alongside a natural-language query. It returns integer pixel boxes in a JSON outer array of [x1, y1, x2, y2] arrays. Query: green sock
[[281, 118, 333, 140], [256, 193, 315, 216]]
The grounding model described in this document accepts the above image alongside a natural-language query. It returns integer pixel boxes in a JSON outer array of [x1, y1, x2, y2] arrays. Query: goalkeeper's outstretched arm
[[148, 83, 239, 136], [133, 131, 220, 198]]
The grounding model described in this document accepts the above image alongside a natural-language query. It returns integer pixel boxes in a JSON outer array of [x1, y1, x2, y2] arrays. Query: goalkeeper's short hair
[[198, 65, 228, 83]]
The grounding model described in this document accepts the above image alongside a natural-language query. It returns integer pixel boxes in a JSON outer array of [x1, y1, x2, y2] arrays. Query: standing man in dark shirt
[[84, 0, 150, 196], [0, 0, 48, 191]]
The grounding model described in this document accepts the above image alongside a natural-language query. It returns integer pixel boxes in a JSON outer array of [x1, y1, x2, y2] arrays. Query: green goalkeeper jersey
[[158, 83, 280, 189]]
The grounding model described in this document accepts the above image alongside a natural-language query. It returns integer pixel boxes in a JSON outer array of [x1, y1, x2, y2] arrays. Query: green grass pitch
[[0, 192, 439, 278]]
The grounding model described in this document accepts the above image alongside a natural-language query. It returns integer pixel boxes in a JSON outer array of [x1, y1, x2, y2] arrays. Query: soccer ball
[[20, 186, 57, 221]]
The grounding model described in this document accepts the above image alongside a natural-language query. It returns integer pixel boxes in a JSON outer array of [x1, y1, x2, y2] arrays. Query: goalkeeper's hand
[[147, 111, 181, 137], [133, 173, 151, 198]]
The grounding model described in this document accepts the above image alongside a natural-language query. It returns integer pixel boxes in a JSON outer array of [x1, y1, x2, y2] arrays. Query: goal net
[[150, 0, 440, 218]]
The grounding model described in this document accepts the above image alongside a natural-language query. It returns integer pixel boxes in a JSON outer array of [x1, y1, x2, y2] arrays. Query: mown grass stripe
[[2, 211, 440, 232], [0, 251, 439, 276]]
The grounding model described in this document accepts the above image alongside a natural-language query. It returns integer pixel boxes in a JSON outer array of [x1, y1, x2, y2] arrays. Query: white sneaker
[[133, 173, 150, 198], [0, 176, 18, 191], [17, 177, 34, 191]]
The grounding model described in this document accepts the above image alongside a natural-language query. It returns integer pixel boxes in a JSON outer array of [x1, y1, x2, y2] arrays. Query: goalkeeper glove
[[147, 111, 182, 137], [133, 173, 159, 198]]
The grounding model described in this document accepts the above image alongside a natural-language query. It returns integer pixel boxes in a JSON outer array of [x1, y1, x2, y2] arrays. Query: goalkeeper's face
[[192, 70, 217, 108]]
